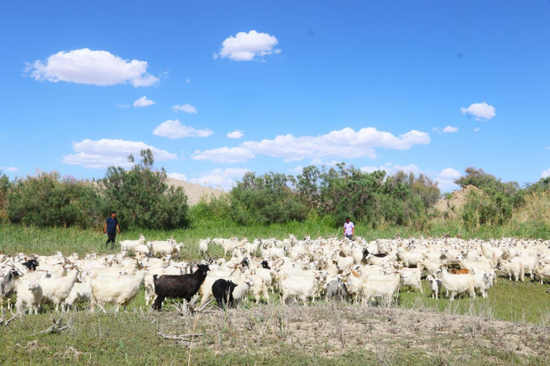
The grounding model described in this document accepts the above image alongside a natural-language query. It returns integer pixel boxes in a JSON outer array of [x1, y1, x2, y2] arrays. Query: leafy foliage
[[100, 149, 189, 230], [229, 172, 308, 225], [7, 171, 102, 228], [0, 172, 13, 222]]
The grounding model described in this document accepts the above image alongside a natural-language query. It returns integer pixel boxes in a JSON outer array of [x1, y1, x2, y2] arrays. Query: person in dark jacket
[[104, 211, 121, 249]]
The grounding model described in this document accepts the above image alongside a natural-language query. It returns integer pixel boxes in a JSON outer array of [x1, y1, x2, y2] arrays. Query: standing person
[[343, 217, 355, 241], [104, 211, 121, 249]]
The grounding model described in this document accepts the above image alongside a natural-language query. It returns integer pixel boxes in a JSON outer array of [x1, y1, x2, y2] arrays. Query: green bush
[[100, 149, 189, 230], [229, 172, 308, 225], [7, 172, 102, 228], [0, 172, 11, 222]]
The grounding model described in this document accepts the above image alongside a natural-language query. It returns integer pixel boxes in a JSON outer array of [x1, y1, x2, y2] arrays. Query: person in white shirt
[[343, 217, 355, 241]]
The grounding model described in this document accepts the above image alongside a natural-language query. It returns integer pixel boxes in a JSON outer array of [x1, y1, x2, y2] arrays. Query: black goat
[[22, 259, 39, 271], [260, 260, 271, 270], [152, 264, 210, 311], [362, 249, 388, 261], [212, 279, 238, 308], [241, 258, 249, 268]]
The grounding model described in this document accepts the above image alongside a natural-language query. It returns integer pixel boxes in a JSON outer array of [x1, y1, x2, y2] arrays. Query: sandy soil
[[434, 185, 483, 218], [166, 177, 224, 206]]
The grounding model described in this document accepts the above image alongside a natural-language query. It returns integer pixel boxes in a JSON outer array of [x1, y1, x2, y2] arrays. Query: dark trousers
[[345, 234, 354, 241], [106, 231, 117, 248]]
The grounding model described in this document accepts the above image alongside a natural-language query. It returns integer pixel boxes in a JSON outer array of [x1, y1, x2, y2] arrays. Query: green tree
[[100, 149, 189, 230]]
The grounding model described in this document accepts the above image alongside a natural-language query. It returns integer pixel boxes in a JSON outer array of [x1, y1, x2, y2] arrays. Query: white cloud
[[1, 167, 20, 173], [153, 120, 213, 139], [26, 48, 159, 87], [360, 163, 421, 176], [227, 130, 244, 139], [133, 96, 155, 107], [185, 79, 190, 83], [542, 169, 550, 178], [168, 172, 188, 181], [214, 30, 281, 61], [474, 128, 481, 132], [442, 126, 458, 133], [461, 102, 496, 121], [173, 104, 197, 113], [116, 104, 130, 108], [289, 166, 304, 174], [62, 139, 177, 169], [191, 147, 254, 163], [241, 127, 430, 162], [435, 168, 462, 192], [189, 168, 249, 191]]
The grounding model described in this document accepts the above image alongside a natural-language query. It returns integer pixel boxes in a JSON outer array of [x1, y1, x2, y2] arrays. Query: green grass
[[2, 218, 549, 257]]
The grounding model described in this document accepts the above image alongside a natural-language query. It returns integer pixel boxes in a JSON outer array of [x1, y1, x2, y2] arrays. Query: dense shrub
[[297, 164, 439, 229], [229, 172, 308, 225], [100, 149, 189, 230], [456, 167, 523, 228], [7, 172, 102, 228], [0, 172, 12, 222]]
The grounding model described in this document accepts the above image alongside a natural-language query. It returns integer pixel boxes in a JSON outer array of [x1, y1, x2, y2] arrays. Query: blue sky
[[1, 0, 549, 191]]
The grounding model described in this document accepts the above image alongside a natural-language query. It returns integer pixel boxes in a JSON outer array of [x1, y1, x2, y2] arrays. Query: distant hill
[[166, 177, 225, 206], [434, 185, 482, 218]]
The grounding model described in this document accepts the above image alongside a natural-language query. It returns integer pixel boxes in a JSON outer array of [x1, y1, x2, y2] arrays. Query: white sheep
[[500, 260, 524, 282], [426, 275, 442, 299], [472, 269, 493, 298], [63, 278, 92, 311], [360, 274, 401, 306], [39, 269, 79, 312], [15, 281, 43, 315], [280, 275, 319, 305], [90, 270, 147, 312], [120, 234, 146, 252], [438, 267, 476, 301]]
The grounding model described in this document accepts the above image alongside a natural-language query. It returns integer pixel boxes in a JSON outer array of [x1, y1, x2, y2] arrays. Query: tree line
[[1, 150, 548, 230]]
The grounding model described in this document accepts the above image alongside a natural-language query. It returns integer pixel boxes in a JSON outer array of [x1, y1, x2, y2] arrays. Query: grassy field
[[1, 223, 549, 364]]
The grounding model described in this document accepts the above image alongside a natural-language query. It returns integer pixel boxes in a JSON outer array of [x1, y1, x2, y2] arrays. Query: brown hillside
[[166, 177, 224, 206], [434, 185, 482, 218]]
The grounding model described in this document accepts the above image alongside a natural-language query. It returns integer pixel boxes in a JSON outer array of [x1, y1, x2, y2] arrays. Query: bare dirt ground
[[166, 177, 224, 206], [158, 304, 550, 363]]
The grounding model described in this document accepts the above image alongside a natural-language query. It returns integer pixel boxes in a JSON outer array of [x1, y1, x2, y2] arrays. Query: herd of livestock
[[1, 234, 550, 316]]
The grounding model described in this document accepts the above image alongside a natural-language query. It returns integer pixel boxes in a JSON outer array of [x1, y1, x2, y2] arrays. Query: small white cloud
[[133, 96, 155, 107], [461, 102, 496, 121], [227, 129, 244, 139], [153, 120, 213, 139], [442, 126, 458, 133], [542, 169, 550, 178], [62, 139, 177, 169], [214, 30, 281, 61], [185, 79, 190, 83], [189, 168, 249, 190], [168, 172, 188, 181], [173, 104, 197, 113], [116, 104, 130, 108], [436, 168, 462, 192], [26, 48, 159, 87], [191, 147, 254, 163], [289, 166, 304, 174], [474, 128, 481, 132], [1, 167, 20, 173], [242, 127, 430, 162]]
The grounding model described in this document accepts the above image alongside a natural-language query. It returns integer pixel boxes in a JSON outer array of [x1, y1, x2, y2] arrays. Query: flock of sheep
[[1, 234, 550, 317]]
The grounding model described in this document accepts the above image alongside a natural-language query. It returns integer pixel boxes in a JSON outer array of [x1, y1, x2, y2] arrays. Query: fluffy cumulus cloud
[[62, 139, 177, 169], [173, 104, 197, 113], [542, 169, 550, 178], [214, 30, 281, 61], [189, 168, 249, 191], [153, 120, 213, 139], [443, 126, 458, 133], [191, 147, 254, 163], [461, 102, 496, 121], [133, 96, 155, 107], [435, 168, 462, 192], [1, 166, 20, 173], [26, 48, 159, 87], [168, 172, 188, 181], [227, 129, 244, 139], [241, 127, 430, 162]]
